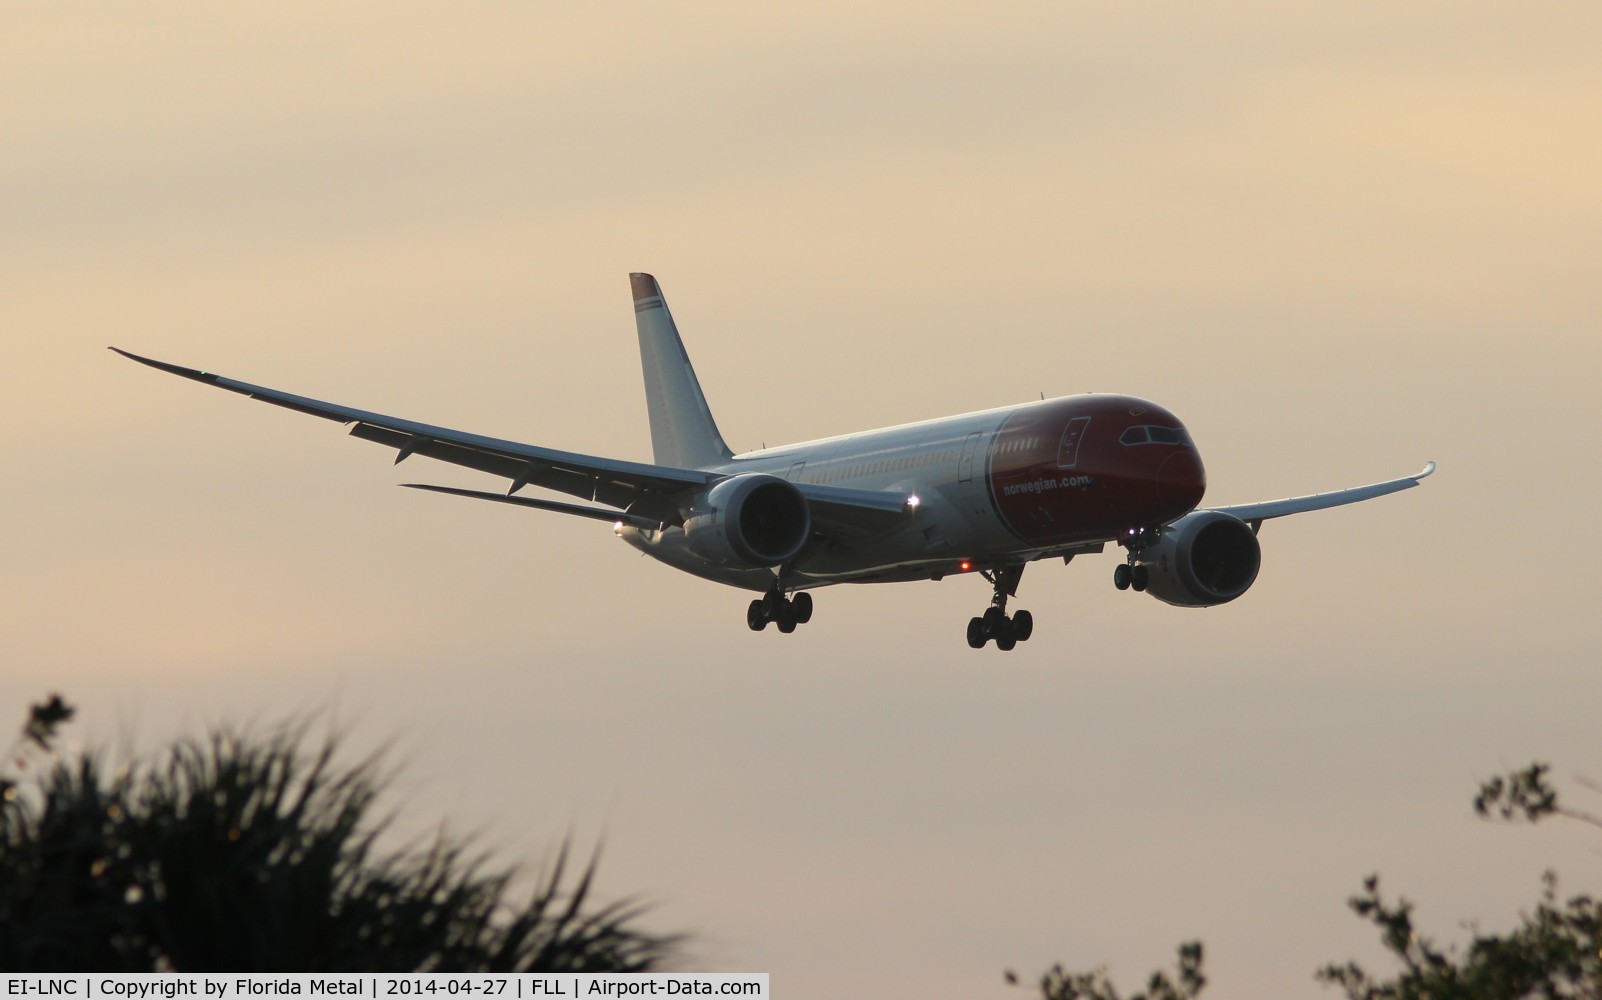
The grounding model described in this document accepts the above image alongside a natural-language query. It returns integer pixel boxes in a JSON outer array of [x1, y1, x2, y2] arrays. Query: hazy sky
[[6, 4, 1602, 995]]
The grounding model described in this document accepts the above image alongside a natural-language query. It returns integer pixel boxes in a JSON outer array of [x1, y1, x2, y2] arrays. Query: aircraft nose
[[1156, 447, 1206, 514]]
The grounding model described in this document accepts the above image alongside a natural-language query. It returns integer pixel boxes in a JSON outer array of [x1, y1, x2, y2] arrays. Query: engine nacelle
[[682, 473, 811, 568], [1135, 510, 1261, 607]]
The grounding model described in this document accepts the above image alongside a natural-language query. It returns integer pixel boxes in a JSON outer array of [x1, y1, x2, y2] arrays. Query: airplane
[[113, 272, 1433, 651]]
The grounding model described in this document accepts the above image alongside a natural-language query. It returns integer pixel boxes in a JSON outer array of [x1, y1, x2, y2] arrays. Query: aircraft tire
[[1012, 610, 1033, 642], [1131, 566, 1149, 592], [792, 592, 813, 624], [995, 631, 1018, 651], [1114, 564, 1132, 591], [747, 599, 768, 631], [966, 617, 987, 649]]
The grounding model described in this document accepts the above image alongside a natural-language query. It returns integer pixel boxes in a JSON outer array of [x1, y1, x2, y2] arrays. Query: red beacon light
[[959, 560, 973, 572]]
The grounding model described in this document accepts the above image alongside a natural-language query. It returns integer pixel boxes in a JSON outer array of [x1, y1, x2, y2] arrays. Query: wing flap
[[348, 423, 596, 496]]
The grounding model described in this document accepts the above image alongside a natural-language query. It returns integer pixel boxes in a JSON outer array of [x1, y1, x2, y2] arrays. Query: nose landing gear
[[966, 565, 1033, 651], [747, 588, 814, 633], [1114, 527, 1155, 593], [1112, 562, 1149, 592]]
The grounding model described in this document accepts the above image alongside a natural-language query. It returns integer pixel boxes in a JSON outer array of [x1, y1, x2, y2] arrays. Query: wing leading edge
[[111, 348, 918, 539], [1207, 461, 1435, 529], [111, 347, 710, 526]]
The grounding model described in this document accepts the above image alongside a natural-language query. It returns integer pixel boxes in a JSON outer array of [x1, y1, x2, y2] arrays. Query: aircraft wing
[[111, 348, 710, 526], [1207, 462, 1435, 529]]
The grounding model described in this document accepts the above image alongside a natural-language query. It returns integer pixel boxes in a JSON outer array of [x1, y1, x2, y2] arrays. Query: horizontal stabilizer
[[401, 483, 663, 529]]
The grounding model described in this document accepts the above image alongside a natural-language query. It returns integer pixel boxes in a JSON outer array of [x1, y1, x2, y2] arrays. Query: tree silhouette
[[1007, 942, 1205, 1000], [0, 696, 675, 972], [1316, 763, 1602, 999], [12, 692, 1600, 992], [1012, 763, 1602, 999]]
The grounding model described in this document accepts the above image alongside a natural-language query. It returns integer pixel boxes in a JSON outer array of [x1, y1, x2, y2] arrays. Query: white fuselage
[[619, 392, 1207, 592]]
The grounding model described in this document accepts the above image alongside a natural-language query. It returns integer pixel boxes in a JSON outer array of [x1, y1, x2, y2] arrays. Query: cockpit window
[[1121, 425, 1193, 447]]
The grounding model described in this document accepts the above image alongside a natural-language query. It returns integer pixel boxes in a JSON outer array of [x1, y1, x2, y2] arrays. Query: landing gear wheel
[[775, 596, 798, 632], [1131, 565, 1149, 592], [967, 564, 1032, 651], [748, 585, 812, 634], [1011, 609, 1033, 642], [1114, 564, 1132, 591]]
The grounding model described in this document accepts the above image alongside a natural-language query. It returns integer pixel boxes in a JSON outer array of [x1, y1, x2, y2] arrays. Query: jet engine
[[683, 473, 811, 567], [1135, 510, 1261, 607]]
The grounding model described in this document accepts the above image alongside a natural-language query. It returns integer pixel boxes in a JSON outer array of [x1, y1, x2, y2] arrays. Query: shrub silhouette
[[0, 700, 674, 973]]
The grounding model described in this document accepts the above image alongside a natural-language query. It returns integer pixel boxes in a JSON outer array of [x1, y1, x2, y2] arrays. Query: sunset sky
[[6, 4, 1601, 995]]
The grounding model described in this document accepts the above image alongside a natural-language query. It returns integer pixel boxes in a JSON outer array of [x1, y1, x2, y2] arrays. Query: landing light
[[613, 520, 624, 535], [907, 495, 921, 509]]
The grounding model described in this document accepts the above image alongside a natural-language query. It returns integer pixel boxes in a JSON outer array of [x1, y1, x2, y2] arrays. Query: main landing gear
[[966, 565, 1033, 651], [747, 588, 813, 633]]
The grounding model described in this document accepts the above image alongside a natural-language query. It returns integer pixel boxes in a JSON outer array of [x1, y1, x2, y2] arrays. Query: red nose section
[[984, 395, 1205, 545], [1155, 448, 1206, 517]]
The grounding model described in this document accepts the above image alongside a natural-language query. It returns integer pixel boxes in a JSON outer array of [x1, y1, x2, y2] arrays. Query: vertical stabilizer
[[631, 273, 733, 469]]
